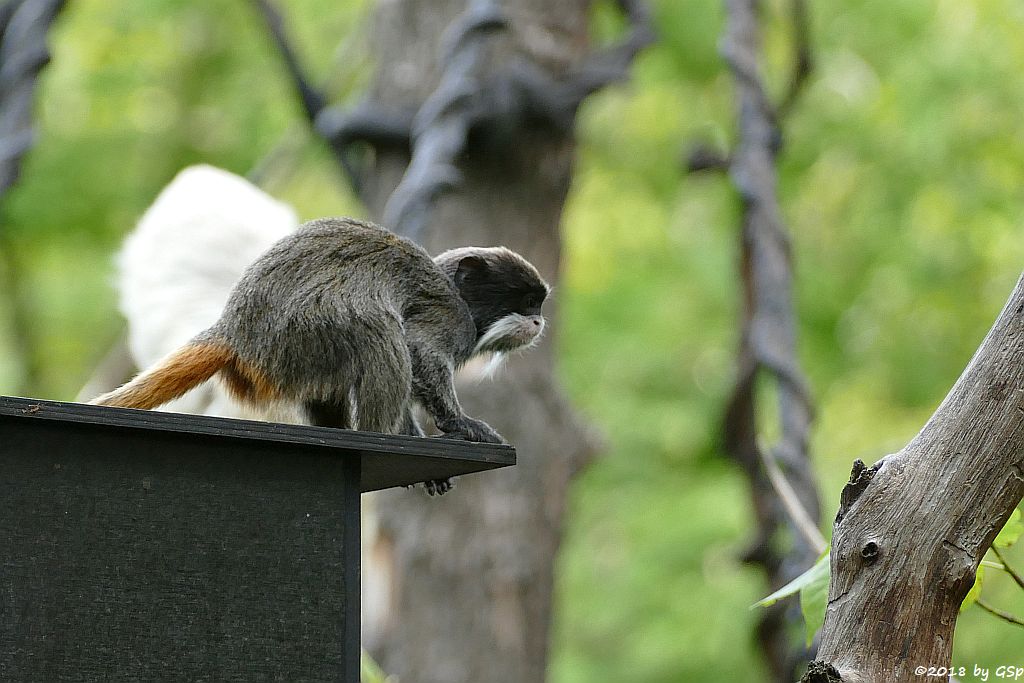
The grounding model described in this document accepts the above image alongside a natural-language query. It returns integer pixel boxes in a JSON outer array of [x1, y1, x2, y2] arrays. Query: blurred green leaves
[[2, 0, 1024, 680], [555, 0, 1024, 678], [0, 0, 367, 398]]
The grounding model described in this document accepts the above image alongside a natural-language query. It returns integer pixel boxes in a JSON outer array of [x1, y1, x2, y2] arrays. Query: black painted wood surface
[[0, 395, 516, 681], [0, 396, 515, 492]]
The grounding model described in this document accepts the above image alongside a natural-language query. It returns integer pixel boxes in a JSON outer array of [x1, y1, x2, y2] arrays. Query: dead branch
[[804, 274, 1024, 681]]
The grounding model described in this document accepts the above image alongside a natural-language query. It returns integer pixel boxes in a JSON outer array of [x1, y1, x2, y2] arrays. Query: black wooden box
[[0, 396, 514, 682]]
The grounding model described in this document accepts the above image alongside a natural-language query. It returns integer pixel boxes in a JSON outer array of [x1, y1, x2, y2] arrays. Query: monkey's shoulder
[[395, 277, 476, 357]]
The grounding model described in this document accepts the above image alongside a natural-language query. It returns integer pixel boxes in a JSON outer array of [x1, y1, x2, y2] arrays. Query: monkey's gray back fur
[[210, 217, 477, 431]]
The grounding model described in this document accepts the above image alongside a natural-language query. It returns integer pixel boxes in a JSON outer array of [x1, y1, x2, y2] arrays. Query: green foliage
[[0, 0, 366, 398], [555, 0, 1024, 677], [798, 554, 831, 647], [961, 510, 1024, 614], [755, 550, 831, 647], [3, 0, 1024, 681], [995, 509, 1023, 549], [962, 564, 986, 612]]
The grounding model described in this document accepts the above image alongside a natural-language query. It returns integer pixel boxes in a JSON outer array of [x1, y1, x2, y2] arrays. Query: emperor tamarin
[[92, 217, 550, 446]]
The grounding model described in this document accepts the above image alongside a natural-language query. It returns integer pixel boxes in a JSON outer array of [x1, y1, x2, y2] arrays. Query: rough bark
[[804, 274, 1024, 682], [354, 2, 624, 681]]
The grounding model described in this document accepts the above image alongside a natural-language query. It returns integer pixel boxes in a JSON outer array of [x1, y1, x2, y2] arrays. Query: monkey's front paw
[[423, 478, 454, 496], [439, 417, 506, 444]]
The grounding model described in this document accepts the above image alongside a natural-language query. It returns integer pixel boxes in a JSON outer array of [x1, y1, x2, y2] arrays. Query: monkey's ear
[[453, 254, 488, 288]]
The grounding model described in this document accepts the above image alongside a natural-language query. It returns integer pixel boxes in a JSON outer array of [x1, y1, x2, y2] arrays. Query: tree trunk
[[804, 274, 1024, 682], [357, 2, 601, 682]]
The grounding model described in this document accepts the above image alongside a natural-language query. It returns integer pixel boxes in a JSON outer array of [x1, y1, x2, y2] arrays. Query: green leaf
[[798, 553, 831, 647], [961, 564, 985, 612], [753, 551, 830, 647], [753, 549, 830, 610], [994, 509, 1023, 549]]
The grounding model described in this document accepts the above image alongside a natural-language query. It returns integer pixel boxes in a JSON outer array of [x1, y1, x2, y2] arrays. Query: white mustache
[[473, 313, 545, 355]]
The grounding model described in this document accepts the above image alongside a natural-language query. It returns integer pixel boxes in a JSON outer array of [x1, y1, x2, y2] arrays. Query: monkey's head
[[434, 246, 550, 357]]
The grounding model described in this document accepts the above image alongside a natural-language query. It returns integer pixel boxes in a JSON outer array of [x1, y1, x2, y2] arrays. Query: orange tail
[[90, 341, 234, 410]]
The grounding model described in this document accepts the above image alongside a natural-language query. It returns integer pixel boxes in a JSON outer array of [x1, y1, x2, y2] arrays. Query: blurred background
[[1, 0, 1023, 680]]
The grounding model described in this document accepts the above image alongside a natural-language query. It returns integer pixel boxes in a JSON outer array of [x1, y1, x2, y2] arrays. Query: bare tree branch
[[0, 0, 66, 395], [249, 0, 325, 125], [759, 438, 827, 555], [805, 274, 1024, 680], [499, 0, 655, 133], [381, 0, 508, 240], [379, 0, 654, 242], [315, 99, 414, 153], [724, 0, 817, 573], [704, 0, 822, 679], [777, 0, 812, 119], [248, 0, 369, 189], [0, 0, 65, 203], [269, 0, 652, 243]]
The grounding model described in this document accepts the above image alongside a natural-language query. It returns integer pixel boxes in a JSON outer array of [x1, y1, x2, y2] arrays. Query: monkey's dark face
[[447, 249, 550, 355]]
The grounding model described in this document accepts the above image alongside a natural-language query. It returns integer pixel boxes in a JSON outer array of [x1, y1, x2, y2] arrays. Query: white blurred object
[[117, 165, 416, 644], [117, 164, 300, 420]]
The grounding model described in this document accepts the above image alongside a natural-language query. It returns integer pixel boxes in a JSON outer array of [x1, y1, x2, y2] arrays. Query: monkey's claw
[[424, 478, 454, 496]]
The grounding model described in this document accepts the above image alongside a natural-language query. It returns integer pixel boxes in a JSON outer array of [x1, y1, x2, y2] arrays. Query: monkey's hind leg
[[353, 374, 407, 434], [399, 407, 425, 437], [350, 316, 411, 435]]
